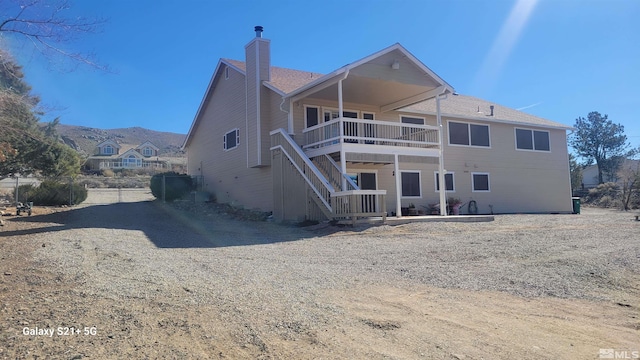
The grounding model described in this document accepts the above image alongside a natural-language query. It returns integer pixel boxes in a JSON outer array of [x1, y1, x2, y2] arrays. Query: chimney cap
[[254, 25, 263, 37]]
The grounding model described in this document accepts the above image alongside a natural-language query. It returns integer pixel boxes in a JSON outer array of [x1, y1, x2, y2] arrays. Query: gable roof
[[184, 44, 570, 148], [96, 139, 121, 149], [136, 141, 159, 151], [404, 94, 572, 130], [118, 148, 144, 159]]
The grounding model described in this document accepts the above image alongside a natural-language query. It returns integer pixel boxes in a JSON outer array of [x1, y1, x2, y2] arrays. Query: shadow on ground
[[2, 201, 315, 248]]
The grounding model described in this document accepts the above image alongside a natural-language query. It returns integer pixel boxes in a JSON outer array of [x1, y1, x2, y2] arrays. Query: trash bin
[[571, 197, 580, 214]]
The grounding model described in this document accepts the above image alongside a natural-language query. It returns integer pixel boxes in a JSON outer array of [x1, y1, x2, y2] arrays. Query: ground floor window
[[435, 172, 455, 192], [224, 128, 239, 151], [472, 172, 490, 192], [401, 171, 421, 198]]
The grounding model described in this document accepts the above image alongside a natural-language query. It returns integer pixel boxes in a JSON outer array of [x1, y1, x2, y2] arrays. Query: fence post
[[69, 177, 73, 206], [162, 175, 166, 203], [14, 176, 19, 205]]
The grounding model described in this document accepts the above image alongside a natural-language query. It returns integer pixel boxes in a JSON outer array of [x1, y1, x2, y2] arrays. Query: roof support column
[[436, 91, 447, 216], [395, 154, 402, 218]]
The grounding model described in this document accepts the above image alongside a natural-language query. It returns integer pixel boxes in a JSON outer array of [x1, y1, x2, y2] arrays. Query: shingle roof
[[222, 60, 570, 130], [223, 59, 324, 94], [404, 94, 571, 129]]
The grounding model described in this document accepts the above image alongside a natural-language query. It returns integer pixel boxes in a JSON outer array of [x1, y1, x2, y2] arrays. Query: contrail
[[516, 102, 542, 111]]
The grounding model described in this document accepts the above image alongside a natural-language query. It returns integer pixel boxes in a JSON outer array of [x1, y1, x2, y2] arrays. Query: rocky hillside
[[54, 124, 186, 158]]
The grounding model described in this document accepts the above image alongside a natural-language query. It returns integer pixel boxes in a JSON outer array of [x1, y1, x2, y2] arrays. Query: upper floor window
[[225, 67, 229, 79], [224, 128, 240, 151], [448, 121, 490, 147], [401, 116, 425, 125], [103, 145, 114, 155], [143, 147, 153, 156], [515, 128, 550, 151], [305, 106, 319, 128]]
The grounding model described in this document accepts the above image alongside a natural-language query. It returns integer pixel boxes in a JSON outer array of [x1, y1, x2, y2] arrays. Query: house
[[84, 140, 170, 171], [183, 27, 574, 222], [582, 159, 640, 188]]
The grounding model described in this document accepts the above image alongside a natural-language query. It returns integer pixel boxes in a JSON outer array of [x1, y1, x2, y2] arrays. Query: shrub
[[150, 172, 193, 201], [101, 168, 115, 177], [585, 182, 620, 205], [13, 180, 88, 206]]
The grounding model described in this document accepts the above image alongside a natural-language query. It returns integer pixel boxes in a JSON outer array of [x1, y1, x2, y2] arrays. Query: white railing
[[312, 154, 359, 192], [99, 161, 168, 169], [271, 129, 334, 211], [271, 129, 387, 223], [332, 190, 387, 224], [303, 117, 440, 150]]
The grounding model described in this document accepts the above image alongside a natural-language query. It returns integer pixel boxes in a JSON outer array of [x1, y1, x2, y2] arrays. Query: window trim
[[400, 170, 422, 199], [447, 120, 491, 148], [471, 172, 491, 192], [514, 127, 551, 152], [223, 128, 240, 151], [434, 171, 455, 192]]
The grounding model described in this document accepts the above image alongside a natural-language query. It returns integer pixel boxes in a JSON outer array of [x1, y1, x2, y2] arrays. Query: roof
[[223, 61, 568, 130], [223, 58, 324, 94], [136, 141, 159, 151], [404, 94, 573, 130]]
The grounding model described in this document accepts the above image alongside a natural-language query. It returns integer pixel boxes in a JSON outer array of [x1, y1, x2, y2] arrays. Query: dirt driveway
[[1, 194, 638, 359]]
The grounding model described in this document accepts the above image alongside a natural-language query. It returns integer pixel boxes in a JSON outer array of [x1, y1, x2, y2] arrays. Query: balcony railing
[[302, 117, 440, 151]]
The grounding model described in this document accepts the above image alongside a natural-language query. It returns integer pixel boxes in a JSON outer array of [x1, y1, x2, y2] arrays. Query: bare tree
[[618, 158, 640, 211], [0, 0, 108, 71]]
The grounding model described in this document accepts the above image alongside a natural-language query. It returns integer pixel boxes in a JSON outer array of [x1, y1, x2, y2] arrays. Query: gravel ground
[[1, 192, 639, 359]]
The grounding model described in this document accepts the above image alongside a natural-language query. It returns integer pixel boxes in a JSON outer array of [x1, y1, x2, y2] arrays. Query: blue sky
[[5, 0, 640, 149]]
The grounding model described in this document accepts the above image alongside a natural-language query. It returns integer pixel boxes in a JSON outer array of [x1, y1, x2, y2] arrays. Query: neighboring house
[[582, 160, 640, 188], [84, 140, 170, 171], [183, 27, 574, 222]]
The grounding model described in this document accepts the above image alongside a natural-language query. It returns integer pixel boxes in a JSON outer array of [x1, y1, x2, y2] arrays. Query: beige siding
[[186, 64, 272, 211], [246, 38, 271, 167], [268, 91, 288, 133], [440, 118, 572, 213], [271, 148, 311, 221]]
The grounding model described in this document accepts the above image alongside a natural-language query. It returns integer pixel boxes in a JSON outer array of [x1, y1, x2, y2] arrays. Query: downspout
[[436, 88, 448, 216], [338, 69, 350, 191], [279, 96, 293, 134]]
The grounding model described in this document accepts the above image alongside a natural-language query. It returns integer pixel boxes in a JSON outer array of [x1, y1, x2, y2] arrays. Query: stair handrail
[[270, 129, 334, 210]]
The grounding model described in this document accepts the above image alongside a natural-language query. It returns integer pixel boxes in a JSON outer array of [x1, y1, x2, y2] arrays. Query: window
[[103, 145, 114, 155], [515, 128, 550, 151], [143, 147, 153, 156], [401, 171, 421, 197], [225, 67, 229, 79], [223, 129, 240, 151], [401, 116, 425, 125], [448, 121, 490, 147], [305, 106, 319, 128], [472, 173, 490, 192], [434, 172, 455, 192]]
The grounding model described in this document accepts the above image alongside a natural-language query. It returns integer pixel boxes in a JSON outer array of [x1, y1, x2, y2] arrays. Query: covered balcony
[[302, 116, 440, 158]]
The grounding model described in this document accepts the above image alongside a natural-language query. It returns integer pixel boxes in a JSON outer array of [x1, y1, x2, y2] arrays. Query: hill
[[54, 124, 186, 158]]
